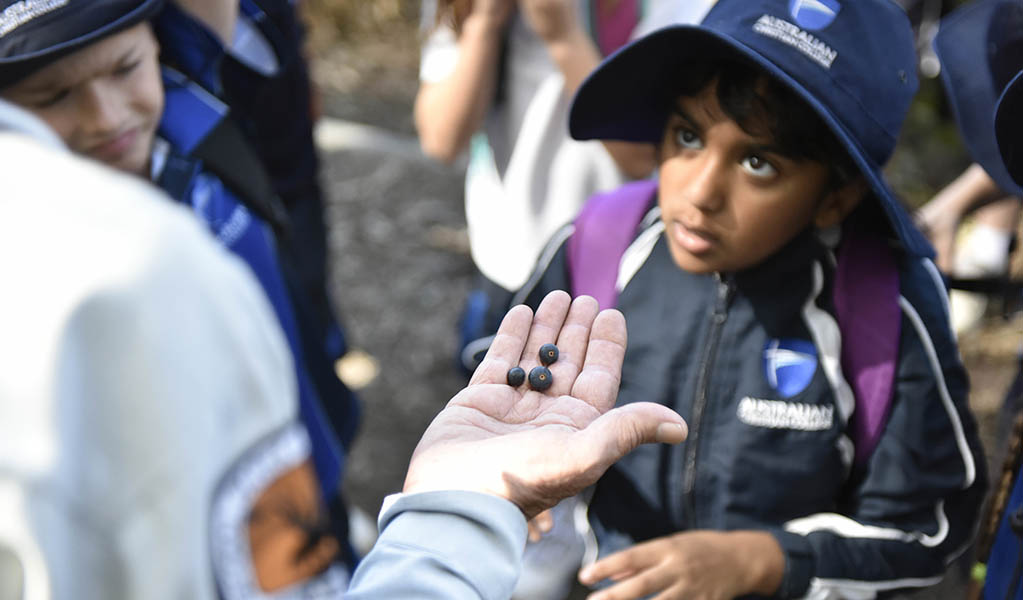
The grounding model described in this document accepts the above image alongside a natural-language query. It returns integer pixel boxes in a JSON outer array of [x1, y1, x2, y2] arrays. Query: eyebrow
[[670, 103, 797, 160]]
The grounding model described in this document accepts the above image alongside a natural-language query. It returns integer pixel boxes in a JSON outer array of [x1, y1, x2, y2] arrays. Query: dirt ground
[[307, 15, 1023, 598]]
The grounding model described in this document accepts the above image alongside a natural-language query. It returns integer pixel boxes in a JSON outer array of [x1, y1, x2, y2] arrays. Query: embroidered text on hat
[[0, 0, 68, 38]]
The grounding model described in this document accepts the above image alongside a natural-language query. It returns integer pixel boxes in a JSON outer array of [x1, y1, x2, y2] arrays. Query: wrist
[[545, 27, 597, 63], [727, 531, 786, 596]]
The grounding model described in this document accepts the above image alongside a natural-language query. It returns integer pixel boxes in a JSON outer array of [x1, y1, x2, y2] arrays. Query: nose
[[679, 152, 728, 213], [77, 81, 124, 136]]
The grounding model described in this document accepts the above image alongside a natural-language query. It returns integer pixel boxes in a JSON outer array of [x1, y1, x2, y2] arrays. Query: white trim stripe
[[801, 263, 855, 425], [784, 502, 949, 548], [616, 221, 664, 292], [898, 295, 976, 488], [802, 573, 944, 599]]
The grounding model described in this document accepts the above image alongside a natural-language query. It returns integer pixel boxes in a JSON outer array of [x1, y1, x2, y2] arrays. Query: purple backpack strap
[[833, 226, 902, 468], [568, 180, 659, 309]]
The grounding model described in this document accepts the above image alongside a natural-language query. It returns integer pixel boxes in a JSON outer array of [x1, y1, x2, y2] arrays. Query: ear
[[814, 177, 867, 229]]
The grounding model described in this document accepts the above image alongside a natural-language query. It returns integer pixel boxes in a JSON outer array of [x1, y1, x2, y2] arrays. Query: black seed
[[539, 343, 559, 366], [528, 366, 553, 391], [506, 366, 526, 387]]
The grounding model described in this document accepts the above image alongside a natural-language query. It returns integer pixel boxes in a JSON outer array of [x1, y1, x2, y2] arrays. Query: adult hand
[[518, 0, 583, 44], [402, 291, 687, 518], [578, 530, 785, 600]]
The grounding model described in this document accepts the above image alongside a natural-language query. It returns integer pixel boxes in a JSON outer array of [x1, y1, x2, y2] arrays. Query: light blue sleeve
[[346, 491, 528, 599]]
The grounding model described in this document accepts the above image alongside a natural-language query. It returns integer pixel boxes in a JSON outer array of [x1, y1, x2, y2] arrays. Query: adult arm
[[348, 291, 688, 599]]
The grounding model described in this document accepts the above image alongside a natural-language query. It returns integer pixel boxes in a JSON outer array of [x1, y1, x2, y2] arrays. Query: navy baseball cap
[[933, 0, 1023, 196], [0, 0, 164, 89], [570, 0, 933, 258], [995, 70, 1023, 187]]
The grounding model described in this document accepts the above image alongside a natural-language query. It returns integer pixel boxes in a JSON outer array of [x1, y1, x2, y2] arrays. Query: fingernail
[[656, 422, 687, 444]]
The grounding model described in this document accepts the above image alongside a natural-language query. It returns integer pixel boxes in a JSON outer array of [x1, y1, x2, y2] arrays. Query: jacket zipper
[[674, 274, 734, 527]]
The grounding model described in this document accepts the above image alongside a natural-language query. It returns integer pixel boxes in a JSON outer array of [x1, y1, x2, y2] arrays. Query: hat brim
[[0, 0, 165, 89], [569, 25, 933, 258], [933, 0, 1022, 196], [995, 70, 1023, 188]]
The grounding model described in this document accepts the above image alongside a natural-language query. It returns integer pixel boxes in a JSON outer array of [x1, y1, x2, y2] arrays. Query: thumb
[[574, 403, 688, 473]]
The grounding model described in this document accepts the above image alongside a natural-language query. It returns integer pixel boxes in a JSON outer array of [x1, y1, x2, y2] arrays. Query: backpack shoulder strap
[[159, 68, 289, 233], [832, 226, 902, 469], [567, 179, 658, 309]]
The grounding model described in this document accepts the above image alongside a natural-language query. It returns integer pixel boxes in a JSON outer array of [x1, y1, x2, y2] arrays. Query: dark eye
[[741, 154, 777, 177], [674, 127, 702, 150], [34, 89, 70, 109], [113, 60, 140, 77]]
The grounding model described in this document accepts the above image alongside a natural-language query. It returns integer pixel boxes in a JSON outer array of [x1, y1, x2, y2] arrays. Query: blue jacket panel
[[506, 200, 987, 598]]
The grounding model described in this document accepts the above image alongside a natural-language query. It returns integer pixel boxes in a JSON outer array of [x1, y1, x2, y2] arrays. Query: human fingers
[[570, 307, 627, 411], [468, 304, 534, 386], [546, 295, 600, 395], [526, 509, 554, 542], [582, 548, 670, 600], [518, 290, 573, 385], [552, 404, 685, 503]]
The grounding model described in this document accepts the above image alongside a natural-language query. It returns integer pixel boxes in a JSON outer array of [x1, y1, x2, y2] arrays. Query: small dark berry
[[528, 366, 553, 391], [506, 366, 526, 387], [539, 343, 559, 366]]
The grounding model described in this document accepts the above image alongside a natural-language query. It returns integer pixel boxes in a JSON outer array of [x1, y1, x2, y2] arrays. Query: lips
[[670, 219, 718, 255], [88, 127, 139, 162]]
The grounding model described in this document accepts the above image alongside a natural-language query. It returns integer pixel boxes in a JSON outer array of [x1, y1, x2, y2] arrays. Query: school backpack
[[566, 179, 901, 469]]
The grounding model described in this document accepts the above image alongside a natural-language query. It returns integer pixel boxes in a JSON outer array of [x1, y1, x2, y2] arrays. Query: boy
[[0, 0, 357, 593], [492, 0, 988, 597]]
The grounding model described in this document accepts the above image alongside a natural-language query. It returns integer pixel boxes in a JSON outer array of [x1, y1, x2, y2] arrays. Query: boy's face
[[658, 81, 847, 274], [1, 23, 163, 177]]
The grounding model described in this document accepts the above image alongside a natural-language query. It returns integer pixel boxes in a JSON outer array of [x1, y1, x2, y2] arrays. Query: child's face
[[1, 23, 163, 177], [657, 81, 843, 274]]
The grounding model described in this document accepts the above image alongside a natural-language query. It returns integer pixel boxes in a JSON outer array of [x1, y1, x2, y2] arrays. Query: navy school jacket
[[496, 199, 988, 598]]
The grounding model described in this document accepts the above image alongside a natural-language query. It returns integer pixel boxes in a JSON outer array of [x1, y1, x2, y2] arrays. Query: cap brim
[[0, 0, 165, 89], [569, 25, 933, 258], [995, 70, 1023, 188], [933, 0, 1022, 196]]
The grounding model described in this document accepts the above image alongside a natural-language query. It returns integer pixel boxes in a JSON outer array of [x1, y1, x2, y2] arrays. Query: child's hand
[[526, 508, 555, 542], [578, 530, 785, 600], [518, 0, 583, 44]]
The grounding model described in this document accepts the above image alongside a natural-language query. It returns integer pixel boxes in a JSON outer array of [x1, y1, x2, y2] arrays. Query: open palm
[[403, 291, 687, 518]]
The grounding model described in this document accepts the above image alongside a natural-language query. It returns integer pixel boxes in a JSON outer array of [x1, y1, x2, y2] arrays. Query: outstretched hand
[[403, 291, 687, 518]]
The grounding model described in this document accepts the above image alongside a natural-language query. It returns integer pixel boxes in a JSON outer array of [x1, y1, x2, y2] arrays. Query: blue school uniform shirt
[[152, 68, 344, 504]]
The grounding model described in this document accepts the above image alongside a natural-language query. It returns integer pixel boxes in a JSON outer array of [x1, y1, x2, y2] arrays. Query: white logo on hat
[[752, 14, 838, 69], [0, 0, 69, 38], [789, 0, 841, 31]]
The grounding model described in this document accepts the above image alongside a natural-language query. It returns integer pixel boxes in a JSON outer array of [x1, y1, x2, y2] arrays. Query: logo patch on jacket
[[788, 0, 841, 30], [763, 338, 817, 398]]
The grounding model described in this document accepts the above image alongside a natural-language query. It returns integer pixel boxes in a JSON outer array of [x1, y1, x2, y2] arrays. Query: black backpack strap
[[193, 115, 290, 234]]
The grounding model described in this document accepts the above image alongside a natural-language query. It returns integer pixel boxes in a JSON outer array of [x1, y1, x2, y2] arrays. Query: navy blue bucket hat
[[996, 70, 1023, 186], [569, 0, 933, 258], [0, 0, 164, 89], [933, 0, 1023, 196]]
